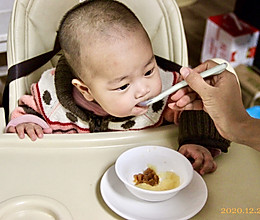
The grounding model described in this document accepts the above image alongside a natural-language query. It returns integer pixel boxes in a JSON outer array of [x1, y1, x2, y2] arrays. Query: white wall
[[0, 0, 15, 52]]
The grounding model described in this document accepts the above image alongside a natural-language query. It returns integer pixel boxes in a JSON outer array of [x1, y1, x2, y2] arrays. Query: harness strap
[[3, 34, 61, 122], [155, 56, 182, 73]]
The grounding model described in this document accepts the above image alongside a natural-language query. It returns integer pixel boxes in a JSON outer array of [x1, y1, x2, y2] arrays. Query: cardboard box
[[235, 64, 260, 108], [201, 13, 259, 68]]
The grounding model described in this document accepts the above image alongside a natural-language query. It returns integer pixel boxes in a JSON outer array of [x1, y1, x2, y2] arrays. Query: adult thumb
[[180, 67, 210, 98]]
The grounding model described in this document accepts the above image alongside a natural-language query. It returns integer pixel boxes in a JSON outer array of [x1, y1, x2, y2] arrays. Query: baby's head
[[59, 0, 162, 117]]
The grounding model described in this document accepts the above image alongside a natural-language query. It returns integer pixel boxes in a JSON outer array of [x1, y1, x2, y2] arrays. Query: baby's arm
[[5, 94, 52, 140], [7, 122, 44, 141], [177, 110, 230, 175], [178, 144, 217, 175], [6, 114, 52, 141]]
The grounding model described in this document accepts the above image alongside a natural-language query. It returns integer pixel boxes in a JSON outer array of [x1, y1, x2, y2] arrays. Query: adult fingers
[[170, 87, 194, 102], [180, 67, 212, 99], [168, 100, 204, 111], [192, 60, 217, 73], [175, 92, 197, 108]]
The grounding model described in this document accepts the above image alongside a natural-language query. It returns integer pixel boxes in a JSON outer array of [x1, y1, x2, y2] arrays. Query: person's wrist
[[231, 114, 254, 145], [215, 111, 248, 144], [241, 117, 260, 150]]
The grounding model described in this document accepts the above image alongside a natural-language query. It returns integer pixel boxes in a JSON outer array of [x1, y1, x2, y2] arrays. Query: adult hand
[[170, 60, 249, 143]]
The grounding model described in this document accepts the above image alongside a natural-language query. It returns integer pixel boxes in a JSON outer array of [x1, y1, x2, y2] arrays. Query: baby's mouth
[[136, 102, 149, 108], [137, 100, 150, 107]]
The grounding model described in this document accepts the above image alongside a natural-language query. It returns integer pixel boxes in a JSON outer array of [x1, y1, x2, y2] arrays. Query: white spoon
[[138, 63, 228, 106]]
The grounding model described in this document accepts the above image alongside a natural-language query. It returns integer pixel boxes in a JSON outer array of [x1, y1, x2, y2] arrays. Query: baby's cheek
[[155, 79, 162, 96], [109, 100, 133, 117]]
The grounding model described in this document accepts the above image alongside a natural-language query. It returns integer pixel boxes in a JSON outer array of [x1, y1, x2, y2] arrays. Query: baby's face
[[79, 31, 162, 117]]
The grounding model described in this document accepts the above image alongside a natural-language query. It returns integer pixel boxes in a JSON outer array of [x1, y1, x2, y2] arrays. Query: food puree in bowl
[[133, 166, 180, 191]]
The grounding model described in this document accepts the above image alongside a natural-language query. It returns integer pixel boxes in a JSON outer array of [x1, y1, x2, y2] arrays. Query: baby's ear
[[72, 79, 94, 101]]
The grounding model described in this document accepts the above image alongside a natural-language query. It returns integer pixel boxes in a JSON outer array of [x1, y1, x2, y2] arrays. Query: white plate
[[0, 195, 72, 220], [100, 165, 207, 220]]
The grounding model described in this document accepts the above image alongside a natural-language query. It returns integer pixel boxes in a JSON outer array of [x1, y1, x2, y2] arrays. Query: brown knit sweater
[[178, 110, 230, 153]]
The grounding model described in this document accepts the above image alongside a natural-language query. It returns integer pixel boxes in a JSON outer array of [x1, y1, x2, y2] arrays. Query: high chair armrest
[[0, 107, 6, 134]]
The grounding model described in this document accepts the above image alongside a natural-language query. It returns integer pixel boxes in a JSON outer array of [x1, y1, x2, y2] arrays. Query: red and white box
[[201, 13, 259, 67]]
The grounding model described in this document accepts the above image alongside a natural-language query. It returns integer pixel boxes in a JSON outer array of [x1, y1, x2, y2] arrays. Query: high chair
[[1, 1, 259, 220], [0, 0, 187, 219], [5, 0, 188, 119]]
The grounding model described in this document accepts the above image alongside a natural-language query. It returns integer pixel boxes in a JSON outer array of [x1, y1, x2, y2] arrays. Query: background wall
[[179, 0, 237, 67], [0, 0, 15, 53]]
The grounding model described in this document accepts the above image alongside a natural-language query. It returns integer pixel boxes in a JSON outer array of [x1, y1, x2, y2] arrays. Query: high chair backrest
[[7, 0, 188, 119]]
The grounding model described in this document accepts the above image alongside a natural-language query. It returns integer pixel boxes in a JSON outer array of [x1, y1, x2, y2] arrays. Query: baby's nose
[[135, 84, 150, 99]]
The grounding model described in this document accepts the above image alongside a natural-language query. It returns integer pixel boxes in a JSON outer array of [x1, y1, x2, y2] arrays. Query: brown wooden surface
[[0, 52, 7, 67]]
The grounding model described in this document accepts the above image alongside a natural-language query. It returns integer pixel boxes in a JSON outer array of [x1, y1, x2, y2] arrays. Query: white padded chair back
[[7, 0, 188, 117]]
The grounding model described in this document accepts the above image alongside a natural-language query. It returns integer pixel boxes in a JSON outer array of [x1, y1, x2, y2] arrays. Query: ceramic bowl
[[115, 145, 193, 202]]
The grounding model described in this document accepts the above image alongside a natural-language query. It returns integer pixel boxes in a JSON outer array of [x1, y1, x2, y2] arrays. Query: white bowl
[[115, 145, 193, 202]]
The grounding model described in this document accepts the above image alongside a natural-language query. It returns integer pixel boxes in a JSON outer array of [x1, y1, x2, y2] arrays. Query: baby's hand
[[178, 144, 217, 175], [7, 122, 44, 141]]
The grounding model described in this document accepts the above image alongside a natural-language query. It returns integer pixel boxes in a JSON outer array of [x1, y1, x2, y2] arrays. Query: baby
[[6, 0, 230, 175]]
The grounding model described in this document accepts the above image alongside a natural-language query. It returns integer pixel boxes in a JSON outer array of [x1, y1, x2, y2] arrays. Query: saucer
[[100, 165, 207, 220]]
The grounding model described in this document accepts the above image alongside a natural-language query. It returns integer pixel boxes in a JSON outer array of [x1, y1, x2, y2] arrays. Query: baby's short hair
[[59, 0, 145, 77]]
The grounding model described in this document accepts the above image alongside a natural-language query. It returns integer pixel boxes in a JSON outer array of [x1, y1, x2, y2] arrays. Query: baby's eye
[[145, 68, 154, 76], [117, 84, 129, 91]]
